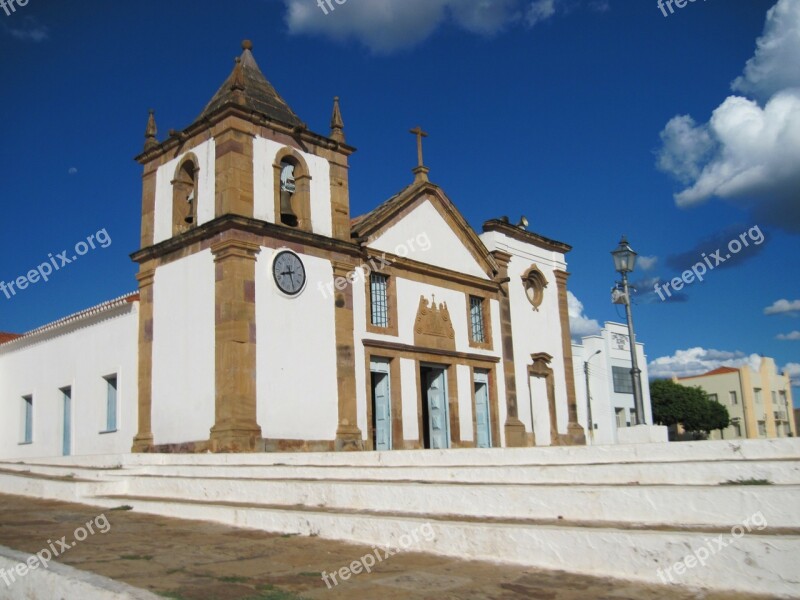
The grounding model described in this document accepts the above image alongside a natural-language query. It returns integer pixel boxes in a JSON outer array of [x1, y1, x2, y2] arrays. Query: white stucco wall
[[457, 364, 474, 442], [256, 248, 338, 441], [151, 251, 216, 445], [0, 303, 139, 459], [480, 230, 571, 446], [400, 358, 419, 442], [252, 137, 333, 237], [368, 199, 489, 280], [153, 139, 216, 245]]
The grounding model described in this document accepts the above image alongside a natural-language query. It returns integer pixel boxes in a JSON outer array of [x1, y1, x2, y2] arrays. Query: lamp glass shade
[[612, 238, 637, 273]]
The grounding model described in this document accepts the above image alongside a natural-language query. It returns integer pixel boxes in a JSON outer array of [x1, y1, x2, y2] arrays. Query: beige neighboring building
[[675, 357, 796, 440]]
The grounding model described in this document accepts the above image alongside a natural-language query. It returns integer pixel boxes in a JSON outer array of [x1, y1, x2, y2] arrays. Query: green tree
[[649, 379, 730, 437], [706, 399, 731, 434]]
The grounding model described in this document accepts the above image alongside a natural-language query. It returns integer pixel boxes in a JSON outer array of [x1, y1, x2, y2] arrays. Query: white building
[[0, 41, 589, 459], [0, 296, 139, 458], [572, 321, 661, 445]]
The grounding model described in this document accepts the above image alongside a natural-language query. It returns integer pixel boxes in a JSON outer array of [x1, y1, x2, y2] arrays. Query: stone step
[[0, 469, 124, 503], [122, 474, 800, 528], [13, 438, 800, 469], [124, 459, 800, 485], [92, 493, 800, 598], [0, 463, 127, 481]]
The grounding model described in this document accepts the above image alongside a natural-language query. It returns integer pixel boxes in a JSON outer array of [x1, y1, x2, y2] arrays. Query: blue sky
[[1, 0, 798, 403]]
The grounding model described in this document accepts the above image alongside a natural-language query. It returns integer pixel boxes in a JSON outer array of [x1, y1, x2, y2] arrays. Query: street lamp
[[611, 236, 645, 426], [584, 350, 602, 442]]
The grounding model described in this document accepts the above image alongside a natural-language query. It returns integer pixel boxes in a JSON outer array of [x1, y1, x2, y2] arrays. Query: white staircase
[[1, 439, 799, 598]]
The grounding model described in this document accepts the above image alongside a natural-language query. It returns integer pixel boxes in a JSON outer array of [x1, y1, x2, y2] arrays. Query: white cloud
[[657, 0, 800, 233], [526, 0, 556, 26], [777, 331, 800, 340], [567, 291, 601, 339], [648, 347, 762, 380], [637, 255, 658, 271], [732, 0, 800, 101], [286, 0, 448, 54], [284, 0, 597, 53], [764, 298, 800, 316], [3, 17, 49, 43], [784, 362, 800, 385], [68, 167, 78, 175]]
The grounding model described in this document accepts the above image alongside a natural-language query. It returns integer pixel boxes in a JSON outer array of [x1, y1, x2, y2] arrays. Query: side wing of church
[[0, 41, 585, 458]]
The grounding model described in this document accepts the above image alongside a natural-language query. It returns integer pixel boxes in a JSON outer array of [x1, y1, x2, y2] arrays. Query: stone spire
[[144, 109, 158, 151], [330, 96, 345, 143], [195, 40, 303, 128]]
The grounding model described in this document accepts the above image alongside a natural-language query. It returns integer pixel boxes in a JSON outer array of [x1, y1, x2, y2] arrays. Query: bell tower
[[130, 41, 359, 453]]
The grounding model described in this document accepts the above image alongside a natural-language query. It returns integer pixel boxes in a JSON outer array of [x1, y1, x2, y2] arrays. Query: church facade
[[0, 41, 586, 458]]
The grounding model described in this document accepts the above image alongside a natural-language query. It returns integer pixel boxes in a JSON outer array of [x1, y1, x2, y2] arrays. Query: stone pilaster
[[554, 270, 586, 446], [209, 238, 263, 452], [214, 124, 255, 218], [332, 261, 364, 451], [132, 267, 156, 452], [139, 166, 157, 250], [329, 156, 352, 242], [492, 251, 527, 447]]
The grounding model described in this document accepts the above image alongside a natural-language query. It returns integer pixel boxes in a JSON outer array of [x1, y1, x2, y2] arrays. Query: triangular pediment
[[352, 183, 497, 280]]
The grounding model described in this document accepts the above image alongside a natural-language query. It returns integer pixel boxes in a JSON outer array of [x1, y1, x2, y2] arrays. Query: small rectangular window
[[754, 388, 762, 403], [729, 391, 738, 405], [758, 421, 767, 436], [612, 366, 633, 394], [469, 296, 486, 343], [105, 376, 118, 432], [733, 423, 741, 437], [370, 274, 389, 327], [708, 393, 718, 403], [615, 408, 625, 428], [22, 396, 33, 444]]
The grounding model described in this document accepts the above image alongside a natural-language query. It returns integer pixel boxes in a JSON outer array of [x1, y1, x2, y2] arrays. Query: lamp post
[[611, 236, 645, 426], [584, 350, 602, 442]]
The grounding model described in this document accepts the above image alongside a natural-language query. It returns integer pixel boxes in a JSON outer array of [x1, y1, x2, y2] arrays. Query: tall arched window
[[273, 149, 312, 231], [172, 156, 199, 236]]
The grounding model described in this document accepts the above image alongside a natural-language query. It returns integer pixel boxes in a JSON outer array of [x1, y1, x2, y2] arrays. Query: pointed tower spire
[[330, 96, 345, 143], [194, 40, 303, 129], [144, 109, 158, 151]]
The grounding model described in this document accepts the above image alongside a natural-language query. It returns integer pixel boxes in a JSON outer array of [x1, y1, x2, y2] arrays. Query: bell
[[280, 190, 298, 227]]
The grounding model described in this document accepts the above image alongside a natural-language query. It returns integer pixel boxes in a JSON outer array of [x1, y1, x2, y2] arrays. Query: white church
[[0, 41, 589, 458]]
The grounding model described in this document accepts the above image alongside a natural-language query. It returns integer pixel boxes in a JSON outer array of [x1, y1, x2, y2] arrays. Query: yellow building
[[676, 357, 796, 440]]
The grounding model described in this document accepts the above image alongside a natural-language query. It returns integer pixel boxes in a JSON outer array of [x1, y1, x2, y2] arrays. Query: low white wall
[[617, 425, 669, 445]]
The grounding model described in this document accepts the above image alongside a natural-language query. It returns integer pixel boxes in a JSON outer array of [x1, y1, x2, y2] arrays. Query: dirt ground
[[0, 494, 783, 600]]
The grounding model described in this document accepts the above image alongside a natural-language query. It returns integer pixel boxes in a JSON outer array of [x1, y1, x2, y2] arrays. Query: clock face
[[272, 251, 306, 296]]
